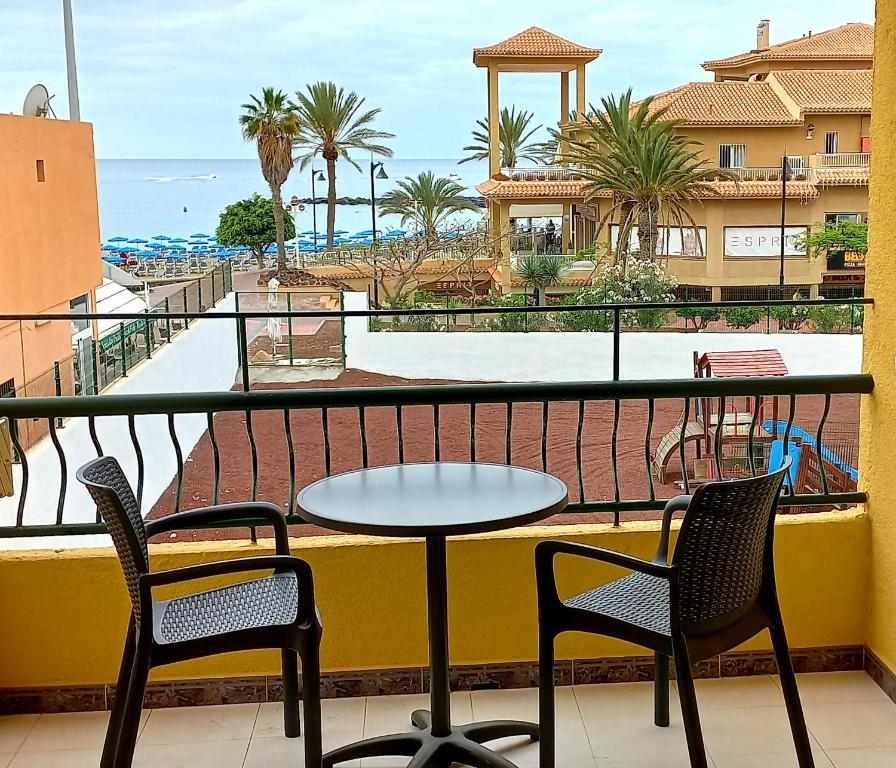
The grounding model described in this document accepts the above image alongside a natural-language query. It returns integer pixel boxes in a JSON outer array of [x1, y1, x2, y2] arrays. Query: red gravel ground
[[148, 370, 860, 543]]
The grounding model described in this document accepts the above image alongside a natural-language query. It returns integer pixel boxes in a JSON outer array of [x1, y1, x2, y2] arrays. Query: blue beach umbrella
[[169, 237, 187, 243], [129, 237, 148, 243], [152, 234, 171, 241], [108, 236, 129, 242], [333, 229, 349, 235], [190, 232, 210, 238]]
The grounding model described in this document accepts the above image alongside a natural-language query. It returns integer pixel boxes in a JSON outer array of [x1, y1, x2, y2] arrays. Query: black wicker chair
[[77, 456, 322, 768], [536, 461, 814, 768]]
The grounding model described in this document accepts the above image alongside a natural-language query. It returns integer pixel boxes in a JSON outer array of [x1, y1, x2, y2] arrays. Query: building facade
[[0, 114, 102, 401], [476, 21, 873, 299]]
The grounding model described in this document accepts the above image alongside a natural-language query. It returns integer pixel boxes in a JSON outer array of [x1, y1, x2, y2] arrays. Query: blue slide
[[762, 420, 859, 482]]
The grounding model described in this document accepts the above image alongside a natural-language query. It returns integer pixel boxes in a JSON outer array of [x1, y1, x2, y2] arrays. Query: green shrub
[[806, 302, 854, 333], [723, 306, 762, 329], [770, 295, 810, 330], [475, 293, 545, 332], [554, 289, 613, 332], [676, 302, 722, 332]]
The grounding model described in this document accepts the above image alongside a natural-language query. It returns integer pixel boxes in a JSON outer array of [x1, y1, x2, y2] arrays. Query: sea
[[96, 158, 488, 241]]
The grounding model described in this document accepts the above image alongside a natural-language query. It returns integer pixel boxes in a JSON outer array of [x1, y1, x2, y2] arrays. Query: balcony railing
[[500, 166, 583, 181], [816, 152, 871, 168], [0, 373, 873, 538]]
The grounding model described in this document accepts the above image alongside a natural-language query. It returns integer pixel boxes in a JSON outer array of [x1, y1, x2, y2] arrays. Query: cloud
[[0, 0, 875, 158]]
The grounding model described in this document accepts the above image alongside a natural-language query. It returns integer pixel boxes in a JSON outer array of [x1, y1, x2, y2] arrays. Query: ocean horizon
[[96, 157, 489, 242]]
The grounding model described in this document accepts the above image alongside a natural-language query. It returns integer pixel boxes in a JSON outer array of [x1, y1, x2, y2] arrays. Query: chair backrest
[[76, 456, 149, 623], [671, 461, 789, 632]]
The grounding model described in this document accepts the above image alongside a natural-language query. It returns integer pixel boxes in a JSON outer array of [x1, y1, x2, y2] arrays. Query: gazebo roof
[[474, 27, 601, 68]]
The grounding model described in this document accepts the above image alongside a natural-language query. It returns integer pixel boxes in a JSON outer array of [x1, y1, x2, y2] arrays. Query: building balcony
[[500, 166, 584, 181], [0, 301, 892, 768], [812, 152, 871, 169]]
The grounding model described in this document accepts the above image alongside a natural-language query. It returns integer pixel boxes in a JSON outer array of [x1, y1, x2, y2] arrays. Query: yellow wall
[[0, 512, 868, 688], [0, 115, 102, 390], [859, 1, 896, 675]]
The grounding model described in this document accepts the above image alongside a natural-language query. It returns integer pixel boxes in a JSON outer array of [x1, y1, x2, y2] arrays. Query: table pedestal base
[[322, 710, 538, 768]]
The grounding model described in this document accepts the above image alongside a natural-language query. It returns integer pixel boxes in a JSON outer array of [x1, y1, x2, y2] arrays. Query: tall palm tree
[[556, 89, 733, 271], [292, 82, 394, 249], [239, 88, 299, 272], [378, 171, 480, 235], [459, 106, 553, 168]]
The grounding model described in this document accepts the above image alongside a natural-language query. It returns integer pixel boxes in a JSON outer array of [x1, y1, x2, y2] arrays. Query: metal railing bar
[[2, 376, 867, 420], [208, 412, 221, 506], [645, 399, 656, 502], [816, 394, 832, 496], [284, 409, 296, 515], [576, 400, 586, 504], [48, 420, 66, 525], [168, 413, 184, 513]]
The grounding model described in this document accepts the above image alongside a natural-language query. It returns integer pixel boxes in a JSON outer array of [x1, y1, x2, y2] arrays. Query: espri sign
[[724, 226, 808, 258]]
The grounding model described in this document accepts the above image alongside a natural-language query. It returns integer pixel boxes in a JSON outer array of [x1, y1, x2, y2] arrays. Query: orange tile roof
[[703, 23, 873, 70], [473, 27, 601, 64], [477, 177, 823, 201], [814, 168, 870, 186], [769, 69, 872, 112], [476, 178, 590, 200], [647, 81, 801, 125]]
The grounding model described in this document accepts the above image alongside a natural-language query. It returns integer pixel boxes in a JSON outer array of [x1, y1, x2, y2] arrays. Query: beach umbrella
[[108, 236, 129, 242], [170, 237, 187, 243], [129, 237, 148, 243], [333, 229, 349, 235], [300, 230, 316, 235], [190, 233, 210, 238], [152, 234, 171, 241]]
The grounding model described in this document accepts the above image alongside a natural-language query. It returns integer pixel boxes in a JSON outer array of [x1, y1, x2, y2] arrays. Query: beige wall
[[0, 115, 102, 391], [685, 114, 869, 168]]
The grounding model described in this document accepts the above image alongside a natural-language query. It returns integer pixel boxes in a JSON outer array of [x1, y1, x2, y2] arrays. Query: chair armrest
[[535, 540, 674, 607], [140, 555, 315, 619], [654, 495, 692, 565], [145, 502, 289, 554]]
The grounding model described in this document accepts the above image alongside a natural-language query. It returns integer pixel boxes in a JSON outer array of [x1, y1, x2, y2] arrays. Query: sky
[[0, 1, 877, 160]]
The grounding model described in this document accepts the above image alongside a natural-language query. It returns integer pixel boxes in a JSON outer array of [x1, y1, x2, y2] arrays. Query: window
[[35, 159, 45, 182], [825, 213, 862, 224], [825, 131, 839, 154], [719, 144, 746, 168], [70, 294, 90, 334]]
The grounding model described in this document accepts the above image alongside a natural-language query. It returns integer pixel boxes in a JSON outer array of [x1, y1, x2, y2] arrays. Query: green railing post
[[91, 339, 100, 394], [53, 361, 64, 427], [211, 269, 218, 306], [144, 315, 153, 359], [183, 287, 190, 328], [339, 291, 346, 367], [164, 297, 172, 342], [119, 322, 128, 377], [198, 275, 204, 312], [287, 292, 294, 366], [237, 315, 250, 392]]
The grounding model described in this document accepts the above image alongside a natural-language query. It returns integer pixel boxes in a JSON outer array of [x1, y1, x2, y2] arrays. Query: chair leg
[[113, 641, 151, 768], [300, 642, 323, 768], [769, 623, 815, 768], [102, 619, 136, 768], [654, 652, 670, 728], [672, 640, 709, 768], [281, 649, 301, 738], [538, 624, 556, 768]]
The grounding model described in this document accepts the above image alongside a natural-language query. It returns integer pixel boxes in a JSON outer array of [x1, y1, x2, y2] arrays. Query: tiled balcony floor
[[1, 672, 895, 767]]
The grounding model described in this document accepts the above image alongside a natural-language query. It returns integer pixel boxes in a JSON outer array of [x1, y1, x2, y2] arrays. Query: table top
[[296, 462, 569, 537]]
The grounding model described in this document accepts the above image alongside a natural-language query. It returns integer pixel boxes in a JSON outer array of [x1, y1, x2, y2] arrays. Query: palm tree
[[239, 88, 299, 272], [515, 254, 570, 305], [292, 82, 394, 249], [378, 171, 480, 235], [556, 89, 733, 271], [459, 106, 553, 168]]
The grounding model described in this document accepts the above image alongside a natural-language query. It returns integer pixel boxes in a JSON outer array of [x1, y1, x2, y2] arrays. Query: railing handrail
[[0, 374, 874, 419], [0, 295, 872, 324]]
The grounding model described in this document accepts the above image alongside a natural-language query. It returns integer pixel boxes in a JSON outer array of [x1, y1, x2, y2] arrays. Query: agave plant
[[515, 253, 570, 305], [460, 106, 553, 168]]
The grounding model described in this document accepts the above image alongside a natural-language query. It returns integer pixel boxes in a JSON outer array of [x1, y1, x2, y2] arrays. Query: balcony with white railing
[[499, 166, 584, 181], [813, 152, 871, 168]]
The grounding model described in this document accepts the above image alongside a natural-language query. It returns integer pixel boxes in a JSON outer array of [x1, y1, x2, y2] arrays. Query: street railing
[[0, 374, 872, 538]]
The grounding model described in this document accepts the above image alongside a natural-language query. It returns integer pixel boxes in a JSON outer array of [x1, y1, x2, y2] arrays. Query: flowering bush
[[592, 256, 678, 330]]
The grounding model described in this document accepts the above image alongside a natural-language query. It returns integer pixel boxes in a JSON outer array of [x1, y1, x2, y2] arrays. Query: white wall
[[343, 292, 863, 382], [1, 296, 240, 549]]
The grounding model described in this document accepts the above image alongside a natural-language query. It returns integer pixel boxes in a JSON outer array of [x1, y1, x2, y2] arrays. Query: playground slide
[[768, 440, 802, 492], [761, 420, 858, 482], [652, 422, 703, 482]]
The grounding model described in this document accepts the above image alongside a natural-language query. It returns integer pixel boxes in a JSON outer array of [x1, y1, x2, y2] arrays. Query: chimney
[[757, 19, 770, 50]]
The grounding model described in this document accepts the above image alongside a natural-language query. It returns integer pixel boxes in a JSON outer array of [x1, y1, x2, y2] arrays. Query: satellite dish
[[22, 84, 55, 118]]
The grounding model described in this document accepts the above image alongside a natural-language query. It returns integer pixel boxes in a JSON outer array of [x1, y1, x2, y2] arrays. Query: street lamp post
[[369, 159, 388, 307], [311, 168, 324, 253], [778, 153, 791, 288], [289, 195, 304, 268]]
